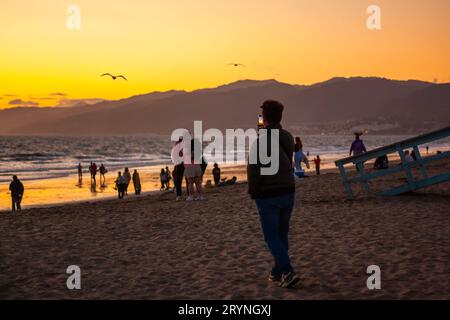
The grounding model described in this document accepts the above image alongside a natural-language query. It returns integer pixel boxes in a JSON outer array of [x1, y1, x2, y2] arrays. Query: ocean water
[[0, 134, 449, 183]]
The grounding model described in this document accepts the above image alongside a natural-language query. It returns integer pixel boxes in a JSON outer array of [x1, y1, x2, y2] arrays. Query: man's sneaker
[[268, 273, 282, 283], [280, 272, 300, 288], [186, 196, 194, 202], [176, 196, 181, 201]]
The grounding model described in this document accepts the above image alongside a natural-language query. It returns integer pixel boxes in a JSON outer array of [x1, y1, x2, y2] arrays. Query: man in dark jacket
[[247, 100, 299, 288], [9, 175, 24, 212]]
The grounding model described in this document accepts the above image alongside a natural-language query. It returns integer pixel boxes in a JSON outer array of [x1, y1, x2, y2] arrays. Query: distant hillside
[[0, 77, 449, 135]]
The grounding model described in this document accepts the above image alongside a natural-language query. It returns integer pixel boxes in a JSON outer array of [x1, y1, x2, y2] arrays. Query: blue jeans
[[256, 193, 295, 277]]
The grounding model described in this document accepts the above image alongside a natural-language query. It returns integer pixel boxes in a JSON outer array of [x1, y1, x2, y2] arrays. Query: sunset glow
[[1, 0, 450, 109]]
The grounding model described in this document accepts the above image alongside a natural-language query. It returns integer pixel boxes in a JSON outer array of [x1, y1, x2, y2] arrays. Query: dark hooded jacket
[[9, 179, 24, 198], [247, 124, 295, 199]]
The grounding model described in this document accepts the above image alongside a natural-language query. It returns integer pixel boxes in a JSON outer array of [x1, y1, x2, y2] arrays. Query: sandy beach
[[1, 158, 449, 300]]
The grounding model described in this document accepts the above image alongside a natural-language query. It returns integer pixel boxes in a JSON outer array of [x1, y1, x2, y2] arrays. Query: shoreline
[[1, 146, 448, 212]]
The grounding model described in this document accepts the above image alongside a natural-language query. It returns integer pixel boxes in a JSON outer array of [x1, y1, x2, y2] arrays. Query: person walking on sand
[[314, 155, 321, 176], [77, 163, 83, 183], [115, 172, 126, 199], [133, 169, 141, 195], [9, 175, 25, 212], [171, 138, 185, 201], [248, 100, 299, 289], [212, 163, 221, 186], [123, 167, 131, 195]]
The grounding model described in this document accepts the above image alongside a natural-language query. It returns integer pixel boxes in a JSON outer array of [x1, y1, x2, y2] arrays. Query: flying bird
[[101, 73, 128, 81], [228, 63, 246, 67]]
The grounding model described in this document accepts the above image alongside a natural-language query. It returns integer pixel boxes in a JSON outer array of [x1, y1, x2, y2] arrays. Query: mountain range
[[1, 77, 449, 135]]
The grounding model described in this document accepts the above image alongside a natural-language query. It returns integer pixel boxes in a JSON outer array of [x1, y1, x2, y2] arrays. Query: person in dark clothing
[[350, 133, 367, 157], [9, 175, 24, 212], [171, 138, 186, 201], [173, 164, 185, 200], [99, 164, 107, 187], [212, 163, 221, 186], [132, 170, 141, 195], [247, 100, 299, 289], [77, 163, 83, 183], [115, 172, 126, 199], [314, 155, 321, 176], [374, 155, 389, 170]]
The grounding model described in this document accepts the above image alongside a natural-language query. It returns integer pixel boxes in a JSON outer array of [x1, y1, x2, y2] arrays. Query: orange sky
[[1, 0, 450, 109]]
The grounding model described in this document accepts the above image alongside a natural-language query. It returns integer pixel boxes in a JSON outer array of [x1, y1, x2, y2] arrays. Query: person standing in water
[[123, 168, 131, 195], [248, 100, 299, 289], [133, 169, 141, 195], [10, 175, 25, 212]]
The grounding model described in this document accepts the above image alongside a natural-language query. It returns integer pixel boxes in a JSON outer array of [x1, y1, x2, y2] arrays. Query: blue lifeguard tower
[[335, 126, 450, 199]]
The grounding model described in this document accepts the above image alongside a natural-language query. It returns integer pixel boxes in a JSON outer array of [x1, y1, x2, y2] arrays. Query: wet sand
[[0, 159, 449, 299]]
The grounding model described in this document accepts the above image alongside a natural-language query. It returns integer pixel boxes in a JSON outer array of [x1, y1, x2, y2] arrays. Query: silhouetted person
[[171, 138, 185, 201], [404, 150, 414, 163], [212, 163, 221, 186], [160, 168, 167, 191], [350, 133, 367, 171], [314, 155, 321, 176], [133, 170, 141, 195], [426, 146, 430, 154], [350, 133, 367, 156], [374, 155, 389, 170], [90, 162, 98, 184], [9, 175, 24, 212], [123, 167, 131, 195], [77, 163, 83, 183], [411, 149, 418, 161], [99, 164, 107, 186], [115, 172, 126, 199], [165, 166, 172, 191], [248, 100, 299, 289]]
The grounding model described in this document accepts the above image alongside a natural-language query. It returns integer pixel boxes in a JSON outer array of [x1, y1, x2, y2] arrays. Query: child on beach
[[314, 155, 321, 176]]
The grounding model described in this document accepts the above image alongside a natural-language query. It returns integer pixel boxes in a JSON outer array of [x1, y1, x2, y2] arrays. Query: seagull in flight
[[228, 63, 246, 67], [101, 73, 128, 81]]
